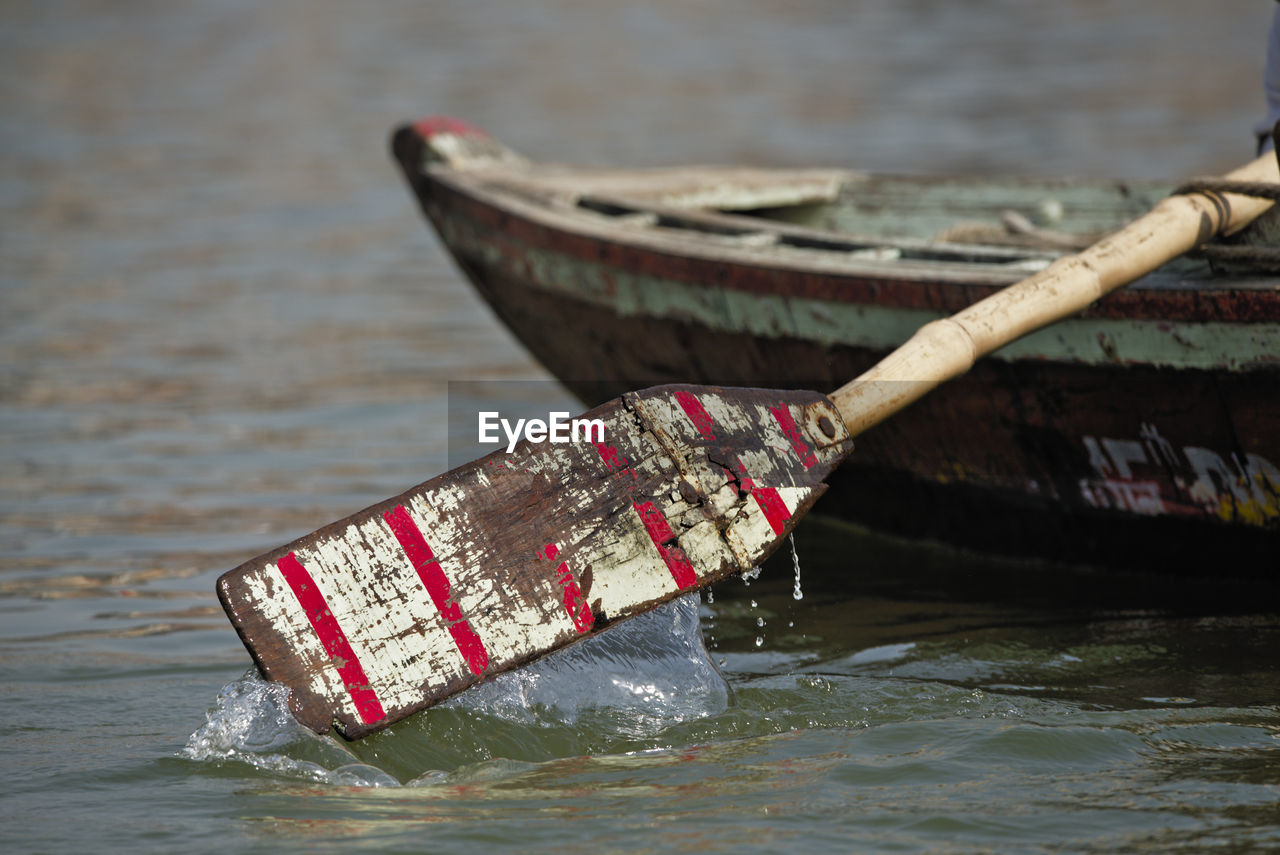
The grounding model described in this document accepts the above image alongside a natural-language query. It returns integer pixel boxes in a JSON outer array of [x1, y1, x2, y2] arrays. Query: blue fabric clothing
[[1257, 6, 1280, 151]]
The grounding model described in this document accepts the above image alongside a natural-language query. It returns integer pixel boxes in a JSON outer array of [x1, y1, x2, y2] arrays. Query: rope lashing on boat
[[1195, 244, 1280, 267], [1168, 173, 1280, 270], [1169, 179, 1280, 200]]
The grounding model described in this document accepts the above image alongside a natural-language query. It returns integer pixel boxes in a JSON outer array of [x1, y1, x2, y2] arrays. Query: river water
[[3, 2, 1278, 852]]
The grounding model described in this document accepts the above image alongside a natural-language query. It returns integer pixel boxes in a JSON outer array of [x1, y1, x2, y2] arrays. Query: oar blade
[[216, 384, 852, 738]]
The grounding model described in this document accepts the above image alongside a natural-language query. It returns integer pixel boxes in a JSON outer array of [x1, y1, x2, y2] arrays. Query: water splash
[[445, 592, 728, 732], [180, 670, 399, 786], [182, 593, 727, 785]]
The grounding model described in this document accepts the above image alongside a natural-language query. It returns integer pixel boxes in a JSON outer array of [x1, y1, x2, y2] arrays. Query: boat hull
[[393, 122, 1280, 574]]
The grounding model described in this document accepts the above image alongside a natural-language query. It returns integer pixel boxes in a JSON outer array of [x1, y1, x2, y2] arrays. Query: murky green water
[[3, 2, 1278, 852]]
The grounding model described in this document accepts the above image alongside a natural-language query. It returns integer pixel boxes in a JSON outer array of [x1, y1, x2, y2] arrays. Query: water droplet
[[756, 617, 764, 627], [754, 636, 764, 648], [789, 533, 803, 600], [750, 600, 757, 609]]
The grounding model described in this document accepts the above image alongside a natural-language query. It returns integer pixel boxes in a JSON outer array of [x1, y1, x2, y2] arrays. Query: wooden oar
[[831, 152, 1278, 435], [217, 151, 1277, 740]]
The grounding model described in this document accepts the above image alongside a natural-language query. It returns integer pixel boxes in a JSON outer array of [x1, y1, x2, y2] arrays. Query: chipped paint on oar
[[221, 132, 1276, 741], [217, 384, 851, 739]]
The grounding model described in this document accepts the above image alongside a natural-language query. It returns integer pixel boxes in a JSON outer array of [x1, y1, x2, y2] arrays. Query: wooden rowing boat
[[392, 117, 1279, 575]]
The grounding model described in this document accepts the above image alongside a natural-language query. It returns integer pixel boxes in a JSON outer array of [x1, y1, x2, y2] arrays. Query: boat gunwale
[[417, 163, 1280, 326], [432, 166, 1039, 283]]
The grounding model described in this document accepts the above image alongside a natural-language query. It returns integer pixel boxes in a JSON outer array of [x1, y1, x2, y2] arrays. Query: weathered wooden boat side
[[392, 118, 1280, 574]]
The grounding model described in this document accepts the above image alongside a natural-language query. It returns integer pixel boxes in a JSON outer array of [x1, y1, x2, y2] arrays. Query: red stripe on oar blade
[[383, 505, 489, 676], [677, 390, 792, 536], [276, 552, 386, 725], [770, 404, 818, 469], [592, 440, 638, 481], [543, 543, 594, 633], [675, 390, 716, 440], [632, 501, 698, 590], [751, 487, 792, 536]]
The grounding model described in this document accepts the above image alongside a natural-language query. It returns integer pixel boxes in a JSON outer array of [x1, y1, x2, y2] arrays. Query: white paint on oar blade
[[302, 517, 462, 716], [634, 388, 829, 567], [217, 384, 853, 738]]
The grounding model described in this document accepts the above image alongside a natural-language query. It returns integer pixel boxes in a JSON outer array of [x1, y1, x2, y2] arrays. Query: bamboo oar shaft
[[830, 153, 1279, 437]]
